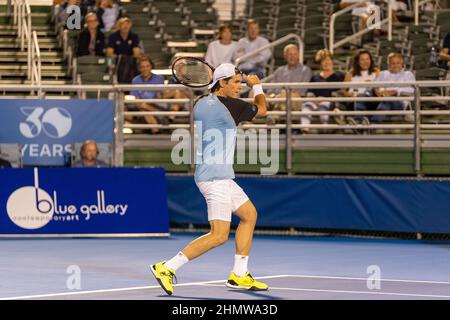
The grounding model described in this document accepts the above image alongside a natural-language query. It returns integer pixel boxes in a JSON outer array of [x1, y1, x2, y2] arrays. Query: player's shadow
[[159, 290, 283, 300], [226, 289, 284, 300], [158, 295, 226, 300]]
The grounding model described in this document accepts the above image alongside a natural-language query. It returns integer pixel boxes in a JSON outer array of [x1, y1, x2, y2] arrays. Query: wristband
[[253, 84, 264, 97]]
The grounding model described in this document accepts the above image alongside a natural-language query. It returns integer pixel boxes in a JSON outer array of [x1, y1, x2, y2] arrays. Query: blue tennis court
[[2, 233, 450, 300]]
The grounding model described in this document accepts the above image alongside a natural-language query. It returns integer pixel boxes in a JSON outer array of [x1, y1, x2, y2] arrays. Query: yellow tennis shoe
[[226, 272, 269, 291], [150, 261, 177, 295]]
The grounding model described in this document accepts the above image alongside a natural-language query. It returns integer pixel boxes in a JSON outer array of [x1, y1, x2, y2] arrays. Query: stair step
[[0, 79, 71, 85], [0, 38, 58, 44], [0, 5, 52, 14], [0, 30, 57, 37], [0, 70, 68, 77], [0, 15, 51, 25], [0, 51, 62, 58], [0, 65, 66, 71], [0, 43, 60, 49], [0, 57, 64, 63], [0, 25, 53, 32]]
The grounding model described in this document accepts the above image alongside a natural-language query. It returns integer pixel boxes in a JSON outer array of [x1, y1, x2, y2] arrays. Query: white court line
[[283, 274, 450, 285], [200, 284, 450, 299], [0, 275, 290, 300], [3, 273, 450, 300]]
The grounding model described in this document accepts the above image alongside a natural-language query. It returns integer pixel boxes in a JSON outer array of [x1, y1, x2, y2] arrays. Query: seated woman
[[301, 49, 345, 133], [342, 49, 380, 126], [205, 24, 237, 68], [95, 0, 121, 33], [76, 12, 105, 57]]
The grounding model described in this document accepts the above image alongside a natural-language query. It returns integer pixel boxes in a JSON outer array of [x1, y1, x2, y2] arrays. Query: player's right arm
[[244, 74, 267, 116]]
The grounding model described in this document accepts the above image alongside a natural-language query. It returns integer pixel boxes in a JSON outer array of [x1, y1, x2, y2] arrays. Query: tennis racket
[[171, 57, 215, 88]]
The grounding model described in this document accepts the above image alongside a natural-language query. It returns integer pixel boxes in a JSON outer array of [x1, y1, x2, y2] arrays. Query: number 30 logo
[[19, 107, 73, 139]]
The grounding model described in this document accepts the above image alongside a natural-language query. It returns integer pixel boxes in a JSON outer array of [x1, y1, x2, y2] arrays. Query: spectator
[[130, 55, 165, 133], [439, 32, 450, 69], [272, 44, 312, 95], [340, 0, 406, 33], [57, 0, 88, 29], [106, 17, 140, 58], [95, 0, 121, 33], [107, 17, 141, 83], [76, 12, 105, 57], [340, 0, 379, 33], [266, 44, 311, 124], [301, 49, 345, 133], [233, 19, 271, 79], [342, 49, 380, 125], [388, 0, 408, 26], [205, 24, 237, 68], [0, 157, 12, 168], [72, 140, 109, 168], [371, 52, 415, 123]]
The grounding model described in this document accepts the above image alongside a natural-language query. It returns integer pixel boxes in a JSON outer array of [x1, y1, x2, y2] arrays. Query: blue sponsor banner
[[167, 175, 450, 234], [0, 99, 114, 166], [0, 168, 169, 237]]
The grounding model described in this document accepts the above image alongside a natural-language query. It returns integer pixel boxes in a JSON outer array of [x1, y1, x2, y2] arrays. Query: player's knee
[[211, 233, 229, 246], [242, 209, 257, 226]]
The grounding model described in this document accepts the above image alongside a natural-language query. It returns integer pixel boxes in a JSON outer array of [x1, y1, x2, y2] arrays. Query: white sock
[[232, 255, 249, 277], [165, 251, 189, 272]]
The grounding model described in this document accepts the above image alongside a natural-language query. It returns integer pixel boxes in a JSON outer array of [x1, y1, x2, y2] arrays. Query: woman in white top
[[96, 0, 121, 33], [342, 49, 380, 125], [205, 24, 237, 68]]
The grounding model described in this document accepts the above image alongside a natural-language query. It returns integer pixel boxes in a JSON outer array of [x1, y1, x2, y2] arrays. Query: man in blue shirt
[[151, 63, 268, 295], [129, 55, 165, 133]]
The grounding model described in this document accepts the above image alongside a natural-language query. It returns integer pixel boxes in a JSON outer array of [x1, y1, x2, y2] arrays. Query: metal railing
[[235, 33, 304, 72], [30, 31, 42, 87], [414, 0, 439, 25], [12, 0, 41, 85], [0, 80, 450, 176], [329, 0, 393, 54]]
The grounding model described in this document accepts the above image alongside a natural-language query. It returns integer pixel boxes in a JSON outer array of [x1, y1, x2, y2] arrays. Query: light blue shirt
[[233, 36, 271, 70], [194, 94, 237, 182], [376, 69, 415, 96], [130, 73, 165, 100]]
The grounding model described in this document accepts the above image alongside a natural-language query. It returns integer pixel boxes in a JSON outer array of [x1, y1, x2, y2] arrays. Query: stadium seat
[[75, 55, 108, 75]]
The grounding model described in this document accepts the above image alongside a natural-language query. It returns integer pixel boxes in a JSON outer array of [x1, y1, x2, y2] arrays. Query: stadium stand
[[0, 4, 68, 85], [1, 0, 450, 174]]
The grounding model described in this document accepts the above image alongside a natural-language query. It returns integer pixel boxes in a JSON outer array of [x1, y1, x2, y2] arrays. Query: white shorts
[[196, 179, 250, 222]]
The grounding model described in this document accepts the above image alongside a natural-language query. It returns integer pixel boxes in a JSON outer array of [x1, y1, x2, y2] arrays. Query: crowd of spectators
[[53, 0, 450, 134]]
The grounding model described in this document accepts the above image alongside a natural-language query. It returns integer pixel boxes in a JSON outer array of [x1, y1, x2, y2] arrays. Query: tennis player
[[151, 63, 268, 295]]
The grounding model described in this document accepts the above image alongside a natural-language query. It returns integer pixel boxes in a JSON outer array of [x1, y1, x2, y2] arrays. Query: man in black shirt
[[0, 157, 12, 168], [106, 17, 141, 58]]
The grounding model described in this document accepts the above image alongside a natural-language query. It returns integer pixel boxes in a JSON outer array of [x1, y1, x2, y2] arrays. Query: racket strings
[[172, 57, 214, 88]]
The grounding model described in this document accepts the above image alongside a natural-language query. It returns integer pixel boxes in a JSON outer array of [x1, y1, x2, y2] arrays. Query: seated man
[[372, 52, 415, 123], [267, 44, 312, 123], [72, 140, 109, 168], [0, 157, 12, 168], [272, 44, 312, 95], [233, 19, 271, 79], [106, 17, 140, 58], [106, 17, 141, 83], [129, 55, 165, 133]]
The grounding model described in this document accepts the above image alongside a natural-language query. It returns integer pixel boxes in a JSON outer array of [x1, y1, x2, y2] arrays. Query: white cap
[[208, 63, 238, 90]]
